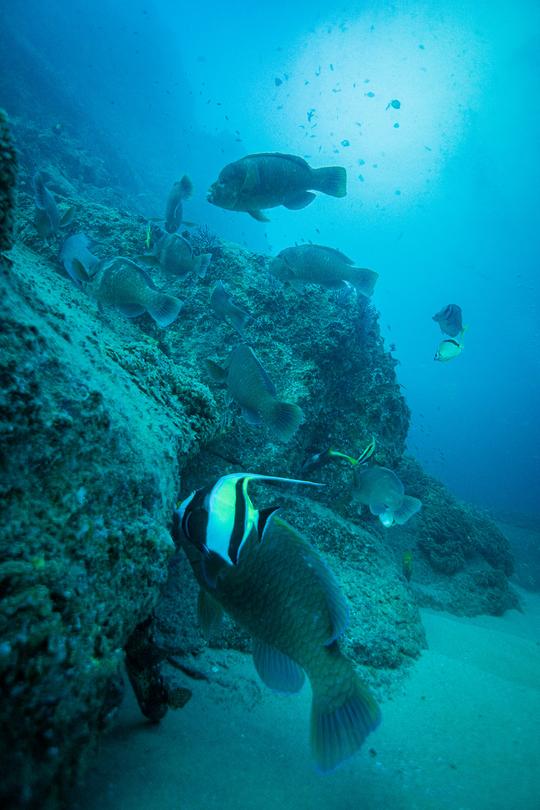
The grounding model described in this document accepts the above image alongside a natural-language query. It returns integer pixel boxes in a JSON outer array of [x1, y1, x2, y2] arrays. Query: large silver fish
[[173, 472, 381, 771]]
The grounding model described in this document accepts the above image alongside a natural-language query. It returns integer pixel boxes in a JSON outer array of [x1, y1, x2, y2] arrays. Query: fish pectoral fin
[[197, 588, 224, 637], [252, 638, 305, 693], [116, 302, 146, 318], [393, 496, 422, 525], [283, 190, 316, 210], [247, 209, 270, 222], [241, 406, 262, 426]]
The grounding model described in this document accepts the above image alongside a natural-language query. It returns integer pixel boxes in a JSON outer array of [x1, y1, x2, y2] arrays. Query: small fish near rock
[[207, 152, 347, 222], [165, 175, 193, 234], [352, 464, 422, 527], [434, 327, 467, 362], [173, 472, 381, 771], [270, 244, 378, 297], [209, 280, 251, 337], [140, 227, 211, 278], [87, 256, 183, 328], [206, 344, 303, 442], [32, 171, 74, 241]]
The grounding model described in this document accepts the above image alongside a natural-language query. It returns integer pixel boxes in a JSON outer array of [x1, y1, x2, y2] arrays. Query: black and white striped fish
[[174, 473, 321, 587]]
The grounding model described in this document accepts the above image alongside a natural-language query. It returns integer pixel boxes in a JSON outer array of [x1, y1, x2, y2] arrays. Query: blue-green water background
[[5, 0, 540, 518]]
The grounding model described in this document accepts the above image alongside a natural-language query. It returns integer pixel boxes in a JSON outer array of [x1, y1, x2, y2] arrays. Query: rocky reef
[[0, 109, 518, 809], [0, 109, 17, 252]]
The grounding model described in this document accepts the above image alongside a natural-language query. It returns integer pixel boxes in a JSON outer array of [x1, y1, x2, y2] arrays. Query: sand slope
[[75, 588, 540, 810]]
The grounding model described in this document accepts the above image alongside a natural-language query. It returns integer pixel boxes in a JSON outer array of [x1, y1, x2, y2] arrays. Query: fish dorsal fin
[[302, 545, 350, 644], [257, 505, 280, 540], [243, 152, 309, 169], [252, 637, 305, 693], [312, 245, 354, 264]]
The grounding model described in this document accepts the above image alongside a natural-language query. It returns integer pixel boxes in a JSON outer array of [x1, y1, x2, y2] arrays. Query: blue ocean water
[[6, 0, 538, 518]]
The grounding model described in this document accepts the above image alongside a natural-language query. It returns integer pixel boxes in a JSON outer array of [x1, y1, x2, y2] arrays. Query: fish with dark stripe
[[176, 472, 319, 585]]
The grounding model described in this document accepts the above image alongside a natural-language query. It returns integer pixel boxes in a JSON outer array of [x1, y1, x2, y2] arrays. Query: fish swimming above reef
[[32, 171, 74, 240], [59, 232, 99, 287], [165, 175, 193, 233], [270, 245, 378, 297], [87, 256, 183, 328], [352, 465, 422, 527], [432, 303, 463, 337], [210, 280, 251, 336], [434, 327, 467, 362], [140, 227, 211, 278], [173, 472, 381, 771], [206, 344, 303, 442], [207, 152, 347, 222]]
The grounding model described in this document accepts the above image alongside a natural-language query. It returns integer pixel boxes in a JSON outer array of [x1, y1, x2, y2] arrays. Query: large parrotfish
[[173, 472, 381, 772]]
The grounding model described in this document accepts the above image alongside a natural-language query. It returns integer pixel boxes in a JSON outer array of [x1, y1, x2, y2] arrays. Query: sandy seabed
[[75, 586, 540, 810]]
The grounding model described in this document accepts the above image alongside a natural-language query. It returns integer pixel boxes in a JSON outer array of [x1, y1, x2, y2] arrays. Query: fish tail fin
[[262, 399, 303, 442], [194, 252, 212, 278], [179, 175, 194, 199], [350, 267, 378, 297], [459, 324, 469, 341], [311, 166, 347, 198], [310, 647, 381, 772], [147, 292, 184, 328], [393, 495, 422, 525]]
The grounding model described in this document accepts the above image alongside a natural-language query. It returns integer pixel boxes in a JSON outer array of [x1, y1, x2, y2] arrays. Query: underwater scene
[[0, 0, 539, 808]]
